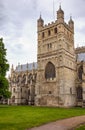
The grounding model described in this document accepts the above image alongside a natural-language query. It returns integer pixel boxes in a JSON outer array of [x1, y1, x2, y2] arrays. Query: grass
[[0, 105, 85, 130], [76, 124, 85, 130]]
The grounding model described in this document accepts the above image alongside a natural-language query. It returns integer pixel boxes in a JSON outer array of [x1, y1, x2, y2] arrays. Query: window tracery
[[45, 62, 56, 79]]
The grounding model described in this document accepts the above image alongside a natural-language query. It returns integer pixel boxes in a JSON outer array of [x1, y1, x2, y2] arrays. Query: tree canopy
[[0, 38, 11, 100]]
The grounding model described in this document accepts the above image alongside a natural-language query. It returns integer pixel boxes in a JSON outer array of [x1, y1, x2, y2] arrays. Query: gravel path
[[28, 115, 85, 130]]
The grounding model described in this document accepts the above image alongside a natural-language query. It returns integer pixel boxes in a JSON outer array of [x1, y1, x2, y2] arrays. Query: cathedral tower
[[35, 6, 76, 107]]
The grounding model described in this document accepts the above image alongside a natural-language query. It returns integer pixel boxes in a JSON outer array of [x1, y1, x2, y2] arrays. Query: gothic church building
[[9, 6, 85, 107]]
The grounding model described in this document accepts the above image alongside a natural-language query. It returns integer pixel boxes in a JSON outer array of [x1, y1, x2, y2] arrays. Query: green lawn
[[76, 125, 85, 130], [0, 105, 85, 130]]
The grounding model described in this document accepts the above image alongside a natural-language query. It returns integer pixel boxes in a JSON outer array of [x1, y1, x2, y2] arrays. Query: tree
[[0, 38, 11, 100]]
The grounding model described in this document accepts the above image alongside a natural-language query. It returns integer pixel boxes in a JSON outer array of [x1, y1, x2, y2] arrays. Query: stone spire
[[37, 14, 44, 30], [68, 15, 74, 32], [57, 5, 64, 23], [11, 64, 14, 75], [11, 64, 14, 71]]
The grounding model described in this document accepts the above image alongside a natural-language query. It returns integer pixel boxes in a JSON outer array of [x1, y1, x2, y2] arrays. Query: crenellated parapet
[[37, 6, 74, 31], [75, 46, 85, 54], [37, 17, 74, 33], [37, 6, 74, 45]]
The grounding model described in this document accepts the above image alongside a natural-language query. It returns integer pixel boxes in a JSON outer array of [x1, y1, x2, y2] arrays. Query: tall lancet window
[[45, 62, 56, 79], [78, 65, 83, 80]]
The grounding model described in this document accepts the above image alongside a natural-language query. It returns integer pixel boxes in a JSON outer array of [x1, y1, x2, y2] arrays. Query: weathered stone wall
[[9, 68, 37, 105], [36, 6, 76, 107]]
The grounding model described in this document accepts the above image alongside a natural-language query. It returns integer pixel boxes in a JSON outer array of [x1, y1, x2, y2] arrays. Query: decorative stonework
[[9, 6, 85, 107]]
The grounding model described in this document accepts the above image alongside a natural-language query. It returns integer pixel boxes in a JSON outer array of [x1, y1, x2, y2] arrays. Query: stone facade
[[35, 6, 76, 107], [75, 47, 85, 106], [8, 63, 37, 105], [9, 6, 85, 107]]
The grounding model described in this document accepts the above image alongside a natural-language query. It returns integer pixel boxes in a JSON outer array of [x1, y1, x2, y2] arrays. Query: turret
[[57, 5, 64, 23], [11, 64, 14, 77], [68, 16, 74, 32], [37, 15, 44, 30], [11, 64, 14, 72]]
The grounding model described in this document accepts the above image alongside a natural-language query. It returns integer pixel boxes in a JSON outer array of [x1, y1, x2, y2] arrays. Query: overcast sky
[[0, 0, 85, 70]]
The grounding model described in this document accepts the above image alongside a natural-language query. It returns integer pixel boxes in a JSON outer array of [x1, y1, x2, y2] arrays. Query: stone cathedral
[[9, 6, 85, 107]]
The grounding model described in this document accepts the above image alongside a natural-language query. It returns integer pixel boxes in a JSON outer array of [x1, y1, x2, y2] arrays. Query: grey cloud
[[76, 27, 85, 36], [0, 0, 85, 67], [70, 0, 85, 18], [0, 0, 42, 31], [7, 43, 24, 56], [0, 1, 7, 28]]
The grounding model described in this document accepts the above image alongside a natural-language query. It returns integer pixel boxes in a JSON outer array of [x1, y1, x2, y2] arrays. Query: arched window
[[12, 96, 15, 103], [22, 74, 26, 83], [42, 32, 44, 38], [13, 88, 15, 92], [54, 28, 57, 34], [48, 30, 51, 36], [45, 62, 56, 79], [76, 86, 83, 100], [28, 73, 32, 80], [78, 65, 83, 80], [28, 73, 33, 84], [28, 89, 30, 95]]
